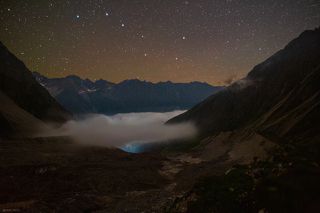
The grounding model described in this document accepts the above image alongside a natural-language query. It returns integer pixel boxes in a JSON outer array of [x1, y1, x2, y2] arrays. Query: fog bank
[[40, 111, 196, 149]]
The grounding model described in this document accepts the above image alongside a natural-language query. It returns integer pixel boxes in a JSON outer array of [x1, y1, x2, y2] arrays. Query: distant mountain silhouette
[[0, 42, 71, 137], [33, 72, 223, 114]]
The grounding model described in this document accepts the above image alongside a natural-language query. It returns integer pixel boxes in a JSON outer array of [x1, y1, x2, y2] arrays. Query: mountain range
[[33, 72, 222, 114]]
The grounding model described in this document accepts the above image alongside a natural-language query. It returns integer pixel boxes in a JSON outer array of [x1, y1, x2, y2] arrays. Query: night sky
[[0, 1, 319, 85]]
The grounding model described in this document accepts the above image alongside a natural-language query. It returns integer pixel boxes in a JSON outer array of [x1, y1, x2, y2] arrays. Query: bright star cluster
[[0, 0, 319, 85]]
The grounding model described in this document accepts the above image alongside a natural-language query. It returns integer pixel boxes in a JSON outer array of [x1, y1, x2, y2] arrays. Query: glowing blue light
[[121, 142, 144, 153]]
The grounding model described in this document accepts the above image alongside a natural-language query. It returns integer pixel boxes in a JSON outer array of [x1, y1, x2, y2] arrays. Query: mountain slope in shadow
[[169, 27, 320, 143], [0, 42, 71, 137]]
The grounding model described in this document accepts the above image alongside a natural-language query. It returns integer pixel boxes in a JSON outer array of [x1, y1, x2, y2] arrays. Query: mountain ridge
[[34, 72, 223, 114], [168, 27, 320, 143], [0, 41, 71, 137]]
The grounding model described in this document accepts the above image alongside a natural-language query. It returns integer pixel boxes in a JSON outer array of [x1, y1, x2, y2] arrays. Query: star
[[2, 0, 319, 86]]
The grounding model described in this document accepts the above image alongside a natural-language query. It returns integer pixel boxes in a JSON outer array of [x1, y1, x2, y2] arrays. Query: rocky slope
[[33, 72, 222, 114], [0, 91, 48, 137]]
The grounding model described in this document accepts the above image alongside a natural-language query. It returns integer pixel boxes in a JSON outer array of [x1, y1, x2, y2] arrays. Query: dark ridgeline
[[33, 72, 222, 114], [0, 42, 71, 122], [0, 42, 71, 137], [169, 27, 320, 143]]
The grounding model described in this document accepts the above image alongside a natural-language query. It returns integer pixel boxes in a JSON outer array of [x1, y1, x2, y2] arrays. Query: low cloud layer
[[40, 111, 196, 148]]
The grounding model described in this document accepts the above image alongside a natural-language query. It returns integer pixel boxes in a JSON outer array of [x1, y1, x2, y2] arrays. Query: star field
[[0, 0, 319, 85]]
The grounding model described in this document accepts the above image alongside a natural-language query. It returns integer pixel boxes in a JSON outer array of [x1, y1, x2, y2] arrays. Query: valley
[[0, 10, 320, 212]]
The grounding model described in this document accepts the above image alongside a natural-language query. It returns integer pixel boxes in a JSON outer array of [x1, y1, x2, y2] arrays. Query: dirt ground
[[0, 137, 230, 212]]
